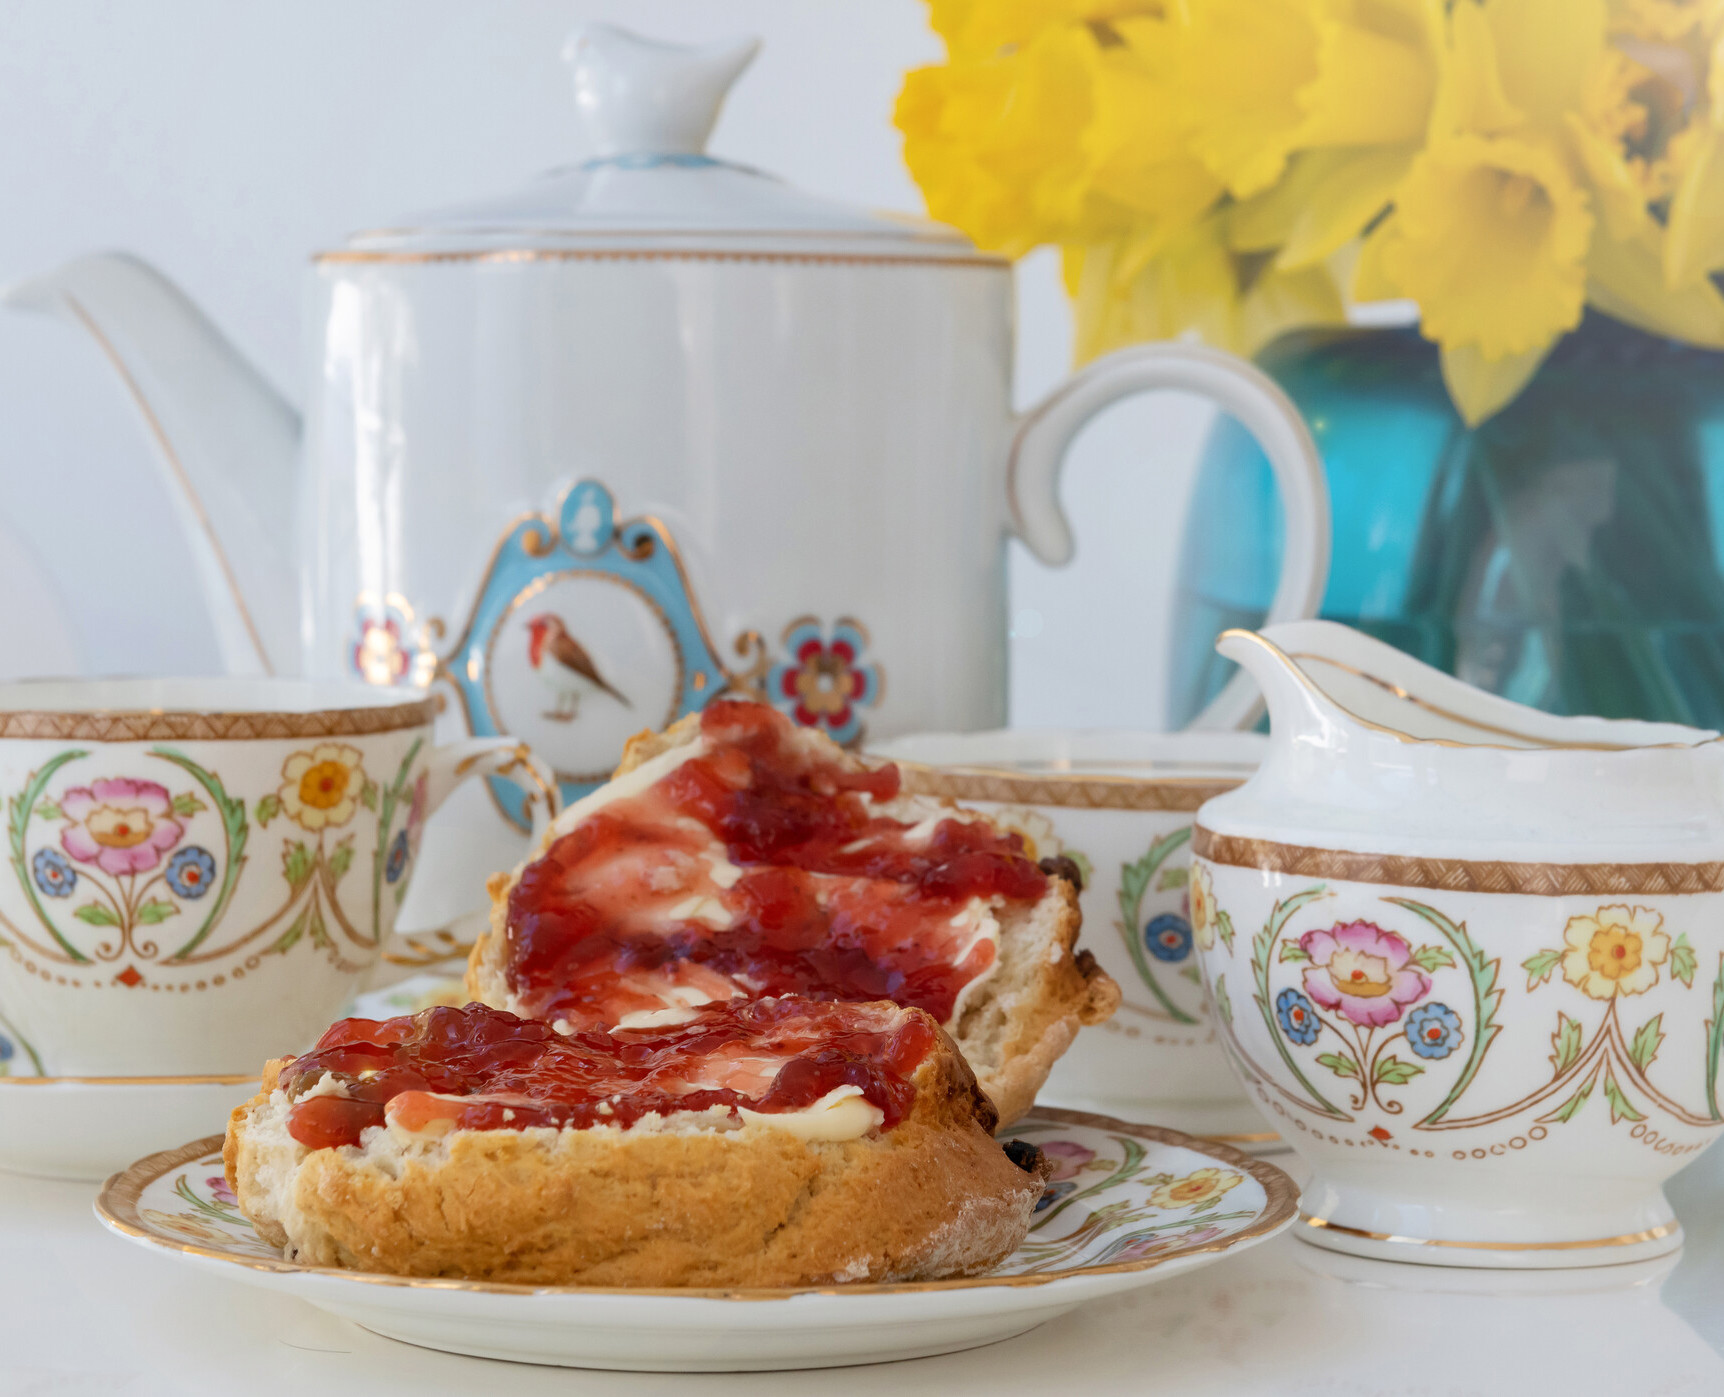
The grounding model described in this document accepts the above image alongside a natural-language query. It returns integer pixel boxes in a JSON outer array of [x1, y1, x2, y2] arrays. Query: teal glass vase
[[1168, 313, 1724, 728]]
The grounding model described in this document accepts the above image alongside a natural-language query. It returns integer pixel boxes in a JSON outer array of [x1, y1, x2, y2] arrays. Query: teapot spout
[[4, 252, 302, 676], [1215, 627, 1346, 749]]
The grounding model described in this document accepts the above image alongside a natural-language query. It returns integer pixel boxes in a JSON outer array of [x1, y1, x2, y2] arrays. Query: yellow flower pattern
[[1148, 1166, 1243, 1210], [897, 0, 1724, 423], [278, 744, 365, 833], [1560, 904, 1670, 999], [1190, 862, 1217, 952]]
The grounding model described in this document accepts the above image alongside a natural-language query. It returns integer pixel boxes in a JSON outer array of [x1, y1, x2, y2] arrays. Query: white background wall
[[0, 0, 1213, 729]]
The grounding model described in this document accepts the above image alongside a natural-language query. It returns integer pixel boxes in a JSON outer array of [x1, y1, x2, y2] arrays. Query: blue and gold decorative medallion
[[439, 481, 754, 828], [347, 480, 889, 832]]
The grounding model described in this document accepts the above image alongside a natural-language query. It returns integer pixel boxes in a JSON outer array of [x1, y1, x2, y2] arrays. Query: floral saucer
[[96, 1108, 1297, 1372]]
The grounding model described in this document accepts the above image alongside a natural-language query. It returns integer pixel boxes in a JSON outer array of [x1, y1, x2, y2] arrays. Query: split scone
[[468, 700, 1120, 1123], [225, 998, 1051, 1287]]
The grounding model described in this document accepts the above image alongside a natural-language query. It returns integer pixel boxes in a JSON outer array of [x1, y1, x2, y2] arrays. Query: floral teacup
[[0, 678, 554, 1077], [873, 729, 1269, 1140]]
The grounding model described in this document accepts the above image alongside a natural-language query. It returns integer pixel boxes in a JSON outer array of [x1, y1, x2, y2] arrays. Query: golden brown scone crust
[[225, 1018, 1051, 1287]]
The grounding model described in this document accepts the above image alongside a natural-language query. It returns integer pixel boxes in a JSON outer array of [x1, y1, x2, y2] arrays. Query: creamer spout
[[1215, 627, 1348, 749]]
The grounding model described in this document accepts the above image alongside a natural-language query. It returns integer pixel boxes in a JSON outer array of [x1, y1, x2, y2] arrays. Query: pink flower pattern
[[60, 778, 183, 877], [1300, 920, 1430, 1028], [1040, 1140, 1096, 1182]]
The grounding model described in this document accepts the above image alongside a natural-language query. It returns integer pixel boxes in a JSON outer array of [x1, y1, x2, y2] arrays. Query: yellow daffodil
[[1069, 214, 1347, 362], [897, 24, 1101, 254], [898, 0, 1724, 423], [1083, 15, 1223, 246], [1176, 0, 1440, 198], [1379, 135, 1594, 358]]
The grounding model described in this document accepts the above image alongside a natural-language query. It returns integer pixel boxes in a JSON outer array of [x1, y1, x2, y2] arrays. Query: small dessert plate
[[96, 1108, 1297, 1372], [0, 1075, 258, 1182]]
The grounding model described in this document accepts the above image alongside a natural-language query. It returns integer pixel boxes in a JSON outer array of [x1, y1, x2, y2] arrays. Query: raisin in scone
[[467, 700, 1119, 1123], [225, 999, 1051, 1287]]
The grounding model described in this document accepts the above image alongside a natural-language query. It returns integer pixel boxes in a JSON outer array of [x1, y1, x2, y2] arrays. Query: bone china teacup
[[1194, 620, 1724, 1268], [873, 729, 1269, 1140], [0, 678, 555, 1077]]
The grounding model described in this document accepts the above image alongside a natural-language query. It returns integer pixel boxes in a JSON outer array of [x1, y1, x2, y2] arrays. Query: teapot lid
[[337, 25, 994, 264]]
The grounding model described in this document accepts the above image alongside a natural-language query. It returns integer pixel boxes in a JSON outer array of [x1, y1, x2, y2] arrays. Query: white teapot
[[5, 24, 1327, 837]]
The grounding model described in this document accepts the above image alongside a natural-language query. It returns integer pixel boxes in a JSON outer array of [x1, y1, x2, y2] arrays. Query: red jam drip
[[281, 1000, 936, 1151], [504, 700, 1048, 1028]]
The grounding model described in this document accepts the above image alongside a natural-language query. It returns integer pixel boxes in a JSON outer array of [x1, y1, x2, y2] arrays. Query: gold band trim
[[97, 1107, 1299, 1299], [896, 765, 1241, 812], [1300, 1212, 1680, 1252], [0, 700, 437, 742], [0, 1072, 258, 1086], [1192, 826, 1724, 897], [315, 247, 1008, 270]]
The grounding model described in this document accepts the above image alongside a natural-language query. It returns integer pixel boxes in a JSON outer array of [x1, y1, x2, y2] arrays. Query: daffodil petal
[[1439, 338, 1557, 427], [1483, 0, 1609, 135], [1664, 123, 1724, 285], [1295, 12, 1437, 148], [1271, 147, 1417, 269], [1566, 112, 1656, 244], [1351, 216, 1406, 301], [1385, 134, 1593, 358], [1591, 218, 1724, 344], [1434, 0, 1525, 136], [1176, 0, 1321, 198]]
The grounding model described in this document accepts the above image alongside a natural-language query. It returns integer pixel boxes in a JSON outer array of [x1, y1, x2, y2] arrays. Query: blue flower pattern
[[1144, 913, 1193, 962], [1406, 1002, 1464, 1059], [1035, 1180, 1077, 1213], [1276, 987, 1320, 1044], [166, 846, 217, 900], [31, 848, 75, 898], [385, 829, 410, 884]]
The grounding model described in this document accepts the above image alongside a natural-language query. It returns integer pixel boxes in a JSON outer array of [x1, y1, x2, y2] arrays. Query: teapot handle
[[1005, 342, 1331, 731]]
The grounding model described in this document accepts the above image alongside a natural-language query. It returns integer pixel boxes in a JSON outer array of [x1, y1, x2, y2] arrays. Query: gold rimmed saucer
[[96, 1107, 1298, 1370]]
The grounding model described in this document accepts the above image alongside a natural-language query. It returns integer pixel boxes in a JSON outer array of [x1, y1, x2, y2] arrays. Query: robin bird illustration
[[524, 613, 631, 722]]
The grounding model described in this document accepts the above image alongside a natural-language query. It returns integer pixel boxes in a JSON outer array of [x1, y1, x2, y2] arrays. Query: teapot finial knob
[[563, 23, 760, 160]]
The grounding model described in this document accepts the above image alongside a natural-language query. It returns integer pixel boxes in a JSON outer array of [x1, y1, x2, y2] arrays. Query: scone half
[[468, 700, 1120, 1123], [225, 999, 1052, 1289]]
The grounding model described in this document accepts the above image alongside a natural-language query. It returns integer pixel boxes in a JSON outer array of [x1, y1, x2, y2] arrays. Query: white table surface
[[6, 1140, 1724, 1397]]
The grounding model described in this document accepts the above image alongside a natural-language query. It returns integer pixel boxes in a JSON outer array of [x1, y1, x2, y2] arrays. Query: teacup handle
[[378, 737, 562, 973], [1006, 342, 1331, 731]]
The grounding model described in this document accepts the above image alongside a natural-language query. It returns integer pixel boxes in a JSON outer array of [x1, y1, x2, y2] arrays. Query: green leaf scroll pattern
[[1672, 934, 1697, 989], [1436, 909, 1713, 1132], [1114, 827, 1199, 1025], [1245, 884, 1351, 1120], [6, 749, 92, 963], [1708, 953, 1724, 1121], [370, 739, 425, 940], [1384, 898, 1504, 1129], [152, 747, 251, 963], [1550, 1013, 1584, 1075], [1373, 1056, 1425, 1087]]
